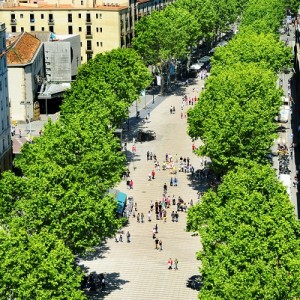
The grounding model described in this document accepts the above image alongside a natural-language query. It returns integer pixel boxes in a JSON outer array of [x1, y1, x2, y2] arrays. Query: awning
[[116, 191, 127, 214], [109, 188, 127, 215]]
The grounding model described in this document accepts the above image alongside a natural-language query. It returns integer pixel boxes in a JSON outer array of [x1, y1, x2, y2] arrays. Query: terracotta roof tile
[[6, 32, 41, 65]]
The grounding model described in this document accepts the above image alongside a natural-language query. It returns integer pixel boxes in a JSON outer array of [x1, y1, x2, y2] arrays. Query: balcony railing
[[48, 19, 55, 25], [86, 33, 93, 39], [10, 19, 17, 25], [86, 19, 92, 25], [86, 49, 93, 54]]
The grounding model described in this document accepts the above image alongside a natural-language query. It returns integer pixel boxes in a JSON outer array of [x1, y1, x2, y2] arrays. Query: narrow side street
[[79, 78, 204, 300]]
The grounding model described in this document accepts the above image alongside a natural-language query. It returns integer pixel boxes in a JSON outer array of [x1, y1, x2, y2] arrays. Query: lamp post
[[152, 81, 155, 104]]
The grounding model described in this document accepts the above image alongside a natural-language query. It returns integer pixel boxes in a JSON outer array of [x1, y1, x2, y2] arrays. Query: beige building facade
[[0, 0, 171, 63], [0, 23, 12, 173]]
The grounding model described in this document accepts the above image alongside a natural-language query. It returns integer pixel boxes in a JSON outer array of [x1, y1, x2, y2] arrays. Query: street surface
[[79, 77, 204, 300]]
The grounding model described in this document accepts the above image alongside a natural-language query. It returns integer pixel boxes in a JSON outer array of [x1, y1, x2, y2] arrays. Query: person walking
[[155, 237, 159, 250], [155, 223, 158, 234], [151, 170, 156, 180], [119, 234, 123, 242], [148, 211, 152, 222], [174, 258, 178, 270], [130, 179, 134, 189], [137, 213, 140, 223], [159, 240, 163, 251], [126, 231, 131, 243], [141, 212, 144, 223], [163, 183, 168, 194], [167, 258, 173, 269]]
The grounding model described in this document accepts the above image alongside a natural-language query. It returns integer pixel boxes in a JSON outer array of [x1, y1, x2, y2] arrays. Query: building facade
[[0, 23, 12, 173], [6, 31, 44, 122], [0, 0, 172, 63]]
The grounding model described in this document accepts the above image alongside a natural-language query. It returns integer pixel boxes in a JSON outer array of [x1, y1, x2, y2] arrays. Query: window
[[11, 26, 16, 32], [30, 13, 34, 22], [87, 40, 92, 49], [99, 13, 102, 19], [86, 25, 91, 34], [86, 13, 91, 21], [20, 13, 23, 18], [81, 0, 83, 4], [49, 25, 54, 32], [21, 27, 24, 32], [97, 42, 99, 46], [68, 26, 73, 34], [100, 42, 103, 47], [41, 13, 44, 19], [96, 28, 98, 32], [11, 13, 15, 21], [96, 13, 98, 19], [80, 42, 82, 46], [100, 27, 102, 32], [78, 13, 81, 18], [30, 26, 35, 31], [81, 56, 83, 61], [79, 27, 82, 32], [68, 13, 72, 22], [41, 27, 44, 31], [49, 13, 53, 21]]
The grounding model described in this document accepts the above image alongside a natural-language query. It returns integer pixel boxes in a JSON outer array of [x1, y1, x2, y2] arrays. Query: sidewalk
[[79, 77, 205, 300]]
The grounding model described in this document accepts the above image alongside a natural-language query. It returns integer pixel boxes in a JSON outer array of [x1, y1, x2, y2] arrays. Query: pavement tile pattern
[[80, 78, 205, 300]]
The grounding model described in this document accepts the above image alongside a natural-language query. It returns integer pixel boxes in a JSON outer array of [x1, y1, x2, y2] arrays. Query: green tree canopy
[[212, 30, 292, 73], [188, 63, 282, 173], [187, 163, 300, 299], [62, 48, 151, 125], [12, 109, 124, 253], [0, 229, 85, 300], [133, 5, 199, 65]]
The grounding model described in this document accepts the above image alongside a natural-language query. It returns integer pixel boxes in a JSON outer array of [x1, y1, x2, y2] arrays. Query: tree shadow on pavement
[[79, 243, 111, 261], [186, 274, 202, 291], [85, 272, 130, 299]]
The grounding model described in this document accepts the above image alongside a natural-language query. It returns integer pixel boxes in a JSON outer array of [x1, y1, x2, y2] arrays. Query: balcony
[[86, 19, 92, 25], [10, 19, 17, 25], [86, 49, 93, 54], [48, 19, 55, 25], [85, 33, 93, 39]]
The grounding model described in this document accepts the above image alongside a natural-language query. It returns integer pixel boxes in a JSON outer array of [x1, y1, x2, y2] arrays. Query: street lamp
[[152, 81, 155, 104], [25, 101, 32, 135]]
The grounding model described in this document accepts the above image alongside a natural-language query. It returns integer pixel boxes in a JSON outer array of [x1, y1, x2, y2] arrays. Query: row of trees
[[0, 48, 151, 299], [187, 0, 300, 298], [132, 0, 248, 94]]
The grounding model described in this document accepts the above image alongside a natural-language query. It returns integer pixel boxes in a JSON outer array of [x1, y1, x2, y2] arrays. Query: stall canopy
[[109, 189, 127, 215]]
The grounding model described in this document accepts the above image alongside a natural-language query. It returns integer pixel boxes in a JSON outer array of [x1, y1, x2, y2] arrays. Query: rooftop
[[0, 3, 128, 10], [6, 32, 41, 65]]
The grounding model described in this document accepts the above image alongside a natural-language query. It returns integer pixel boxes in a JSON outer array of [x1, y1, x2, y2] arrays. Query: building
[[6, 31, 80, 121], [6, 31, 44, 122], [38, 33, 81, 113], [0, 22, 12, 173], [0, 0, 172, 63]]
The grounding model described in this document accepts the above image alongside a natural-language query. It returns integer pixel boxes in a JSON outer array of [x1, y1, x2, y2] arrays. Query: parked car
[[276, 105, 290, 123]]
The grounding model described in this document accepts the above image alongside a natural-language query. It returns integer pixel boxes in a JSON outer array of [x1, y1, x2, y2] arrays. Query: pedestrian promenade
[[80, 77, 204, 299]]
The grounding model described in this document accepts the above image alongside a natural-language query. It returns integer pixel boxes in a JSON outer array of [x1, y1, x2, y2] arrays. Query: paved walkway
[[80, 77, 205, 299]]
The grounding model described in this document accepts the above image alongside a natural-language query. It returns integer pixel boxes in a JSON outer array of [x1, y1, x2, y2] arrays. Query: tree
[[188, 63, 282, 173], [240, 0, 285, 34], [173, 0, 218, 41], [0, 171, 26, 225], [212, 30, 293, 73], [13, 110, 125, 253], [133, 5, 198, 94], [0, 228, 85, 300], [72, 48, 152, 111], [187, 163, 300, 299]]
